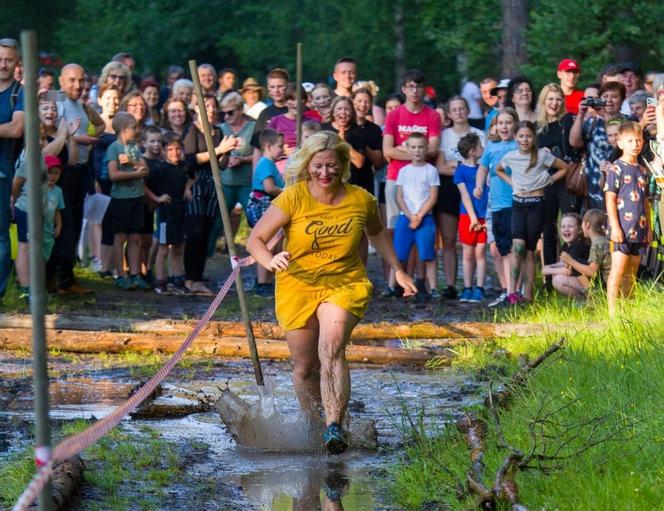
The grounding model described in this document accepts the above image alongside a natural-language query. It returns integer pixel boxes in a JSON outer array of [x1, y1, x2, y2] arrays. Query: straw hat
[[241, 77, 263, 98]]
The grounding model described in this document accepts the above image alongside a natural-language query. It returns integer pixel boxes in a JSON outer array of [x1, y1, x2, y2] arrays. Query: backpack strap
[[9, 80, 22, 111]]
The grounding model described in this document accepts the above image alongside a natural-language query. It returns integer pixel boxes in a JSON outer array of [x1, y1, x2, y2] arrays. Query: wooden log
[[0, 328, 444, 366], [51, 455, 84, 510], [0, 313, 599, 340]]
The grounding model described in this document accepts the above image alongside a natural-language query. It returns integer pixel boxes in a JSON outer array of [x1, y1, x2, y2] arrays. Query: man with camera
[[569, 81, 627, 209], [0, 37, 24, 302]]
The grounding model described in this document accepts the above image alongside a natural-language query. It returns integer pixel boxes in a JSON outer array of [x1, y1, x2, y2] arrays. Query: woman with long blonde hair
[[536, 83, 578, 287], [248, 131, 416, 455]]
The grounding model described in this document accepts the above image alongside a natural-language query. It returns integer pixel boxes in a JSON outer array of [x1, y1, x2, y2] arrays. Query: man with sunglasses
[[0, 37, 24, 301]]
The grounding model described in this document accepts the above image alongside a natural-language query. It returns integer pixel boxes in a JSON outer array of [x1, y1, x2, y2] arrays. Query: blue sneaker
[[131, 275, 152, 291], [323, 422, 349, 455], [468, 287, 485, 303], [116, 276, 137, 290], [459, 288, 473, 302]]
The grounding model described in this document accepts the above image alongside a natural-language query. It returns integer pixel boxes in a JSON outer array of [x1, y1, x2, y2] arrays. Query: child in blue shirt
[[473, 108, 519, 307], [11, 155, 64, 300], [246, 128, 285, 296], [454, 133, 488, 302]]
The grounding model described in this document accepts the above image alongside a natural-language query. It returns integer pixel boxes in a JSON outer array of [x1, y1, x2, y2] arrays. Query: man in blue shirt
[[0, 37, 24, 300]]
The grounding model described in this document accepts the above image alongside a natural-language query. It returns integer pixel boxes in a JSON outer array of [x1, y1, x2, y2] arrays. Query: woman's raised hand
[[217, 135, 239, 154], [395, 269, 418, 297]]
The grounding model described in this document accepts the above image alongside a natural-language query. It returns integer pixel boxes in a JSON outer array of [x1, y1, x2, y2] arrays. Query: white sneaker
[[488, 291, 507, 308]]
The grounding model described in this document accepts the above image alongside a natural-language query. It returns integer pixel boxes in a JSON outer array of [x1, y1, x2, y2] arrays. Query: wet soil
[[0, 350, 482, 510]]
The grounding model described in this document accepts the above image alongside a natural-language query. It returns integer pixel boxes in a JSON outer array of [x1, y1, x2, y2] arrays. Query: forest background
[[2, 0, 663, 100]]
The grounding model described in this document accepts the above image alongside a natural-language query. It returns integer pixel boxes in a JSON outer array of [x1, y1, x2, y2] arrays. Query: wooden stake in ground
[[188, 59, 264, 386]]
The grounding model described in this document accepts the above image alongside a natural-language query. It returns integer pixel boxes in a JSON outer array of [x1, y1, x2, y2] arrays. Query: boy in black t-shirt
[[145, 132, 196, 294]]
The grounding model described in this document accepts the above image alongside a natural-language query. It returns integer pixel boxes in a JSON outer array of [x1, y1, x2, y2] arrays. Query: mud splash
[[214, 380, 378, 453]]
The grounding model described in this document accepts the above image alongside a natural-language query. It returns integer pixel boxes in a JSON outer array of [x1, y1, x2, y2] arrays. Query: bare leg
[[509, 240, 526, 295], [461, 243, 475, 288], [126, 233, 142, 275], [113, 233, 129, 277], [438, 212, 458, 287], [285, 314, 322, 420], [523, 250, 536, 301], [155, 244, 168, 281], [101, 244, 114, 273], [475, 243, 487, 288], [490, 242, 507, 290], [16, 242, 29, 287], [552, 274, 587, 299], [316, 302, 359, 426], [171, 244, 184, 276], [425, 260, 437, 291], [624, 255, 641, 299], [607, 251, 629, 316], [140, 233, 152, 274]]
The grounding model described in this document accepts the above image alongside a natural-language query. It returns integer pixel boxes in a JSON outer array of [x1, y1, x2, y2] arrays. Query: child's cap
[[45, 155, 62, 170], [558, 59, 581, 73]]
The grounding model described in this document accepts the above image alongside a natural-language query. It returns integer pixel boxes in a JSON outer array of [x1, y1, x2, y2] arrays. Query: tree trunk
[[501, 0, 528, 77], [394, 0, 405, 91], [0, 328, 442, 365]]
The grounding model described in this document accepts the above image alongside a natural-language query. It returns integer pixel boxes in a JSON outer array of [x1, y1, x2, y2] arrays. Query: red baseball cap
[[558, 59, 580, 73], [44, 155, 62, 170]]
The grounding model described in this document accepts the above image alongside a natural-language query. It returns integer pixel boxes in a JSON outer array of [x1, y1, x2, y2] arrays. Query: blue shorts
[[393, 213, 436, 262], [14, 208, 28, 242]]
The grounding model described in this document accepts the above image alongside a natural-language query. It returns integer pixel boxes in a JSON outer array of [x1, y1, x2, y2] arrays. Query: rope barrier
[[12, 232, 283, 511]]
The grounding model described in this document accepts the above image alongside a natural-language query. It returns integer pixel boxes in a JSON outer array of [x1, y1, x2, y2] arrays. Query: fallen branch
[[50, 455, 84, 510], [484, 337, 566, 408], [459, 338, 567, 509]]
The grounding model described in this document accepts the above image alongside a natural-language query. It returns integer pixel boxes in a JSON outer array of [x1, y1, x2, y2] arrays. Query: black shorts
[[378, 181, 386, 205], [511, 195, 545, 251], [156, 203, 186, 244], [111, 197, 145, 235], [610, 241, 645, 256], [435, 175, 460, 217], [491, 207, 512, 256], [142, 202, 154, 235]]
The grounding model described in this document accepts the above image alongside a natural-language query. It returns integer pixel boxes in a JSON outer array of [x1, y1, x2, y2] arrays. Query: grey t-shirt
[[106, 141, 145, 199], [500, 149, 555, 195], [60, 97, 90, 164]]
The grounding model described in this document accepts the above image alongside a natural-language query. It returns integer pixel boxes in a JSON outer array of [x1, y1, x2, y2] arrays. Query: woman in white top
[[435, 96, 486, 299]]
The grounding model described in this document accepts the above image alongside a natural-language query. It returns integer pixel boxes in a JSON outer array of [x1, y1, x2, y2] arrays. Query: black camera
[[582, 97, 607, 108]]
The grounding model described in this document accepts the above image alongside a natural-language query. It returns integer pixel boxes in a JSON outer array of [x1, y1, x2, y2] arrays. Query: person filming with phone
[[569, 81, 627, 209]]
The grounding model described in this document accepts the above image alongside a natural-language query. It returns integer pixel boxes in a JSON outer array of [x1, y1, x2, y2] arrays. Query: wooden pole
[[295, 42, 303, 147], [21, 29, 54, 511], [187, 60, 264, 386]]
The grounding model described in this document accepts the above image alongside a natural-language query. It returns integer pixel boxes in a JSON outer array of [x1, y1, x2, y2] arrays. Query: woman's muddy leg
[[285, 315, 322, 420], [316, 302, 360, 426]]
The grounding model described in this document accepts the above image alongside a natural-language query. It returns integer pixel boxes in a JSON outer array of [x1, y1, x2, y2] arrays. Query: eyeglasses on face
[[222, 108, 239, 115], [403, 84, 424, 91], [109, 74, 126, 81]]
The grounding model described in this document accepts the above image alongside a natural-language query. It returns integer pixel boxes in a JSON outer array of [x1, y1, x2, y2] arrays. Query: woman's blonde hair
[[283, 131, 351, 186], [536, 83, 566, 132], [99, 61, 131, 96]]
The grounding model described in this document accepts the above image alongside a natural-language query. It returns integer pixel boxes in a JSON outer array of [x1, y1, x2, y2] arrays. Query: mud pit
[[0, 351, 480, 510]]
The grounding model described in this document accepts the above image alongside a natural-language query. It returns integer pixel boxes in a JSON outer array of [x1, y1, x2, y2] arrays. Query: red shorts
[[458, 213, 487, 245]]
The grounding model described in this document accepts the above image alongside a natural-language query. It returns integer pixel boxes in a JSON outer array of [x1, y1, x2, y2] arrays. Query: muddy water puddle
[[0, 353, 480, 510]]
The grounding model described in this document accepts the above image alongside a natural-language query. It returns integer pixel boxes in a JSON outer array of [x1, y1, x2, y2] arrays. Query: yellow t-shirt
[[271, 180, 379, 330]]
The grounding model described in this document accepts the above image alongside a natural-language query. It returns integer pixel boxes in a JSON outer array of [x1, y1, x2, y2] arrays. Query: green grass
[[0, 421, 185, 510], [389, 281, 664, 510]]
